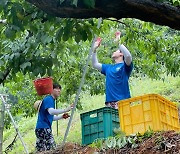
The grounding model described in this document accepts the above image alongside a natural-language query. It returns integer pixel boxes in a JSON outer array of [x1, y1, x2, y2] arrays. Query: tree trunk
[[0, 101, 5, 154], [26, 0, 180, 30]]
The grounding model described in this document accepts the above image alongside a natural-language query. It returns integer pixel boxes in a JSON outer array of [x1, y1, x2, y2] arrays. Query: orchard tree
[[0, 0, 179, 120]]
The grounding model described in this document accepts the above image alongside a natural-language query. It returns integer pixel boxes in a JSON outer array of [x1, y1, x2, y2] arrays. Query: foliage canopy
[[0, 0, 179, 123]]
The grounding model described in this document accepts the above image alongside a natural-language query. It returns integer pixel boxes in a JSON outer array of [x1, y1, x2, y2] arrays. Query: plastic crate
[[80, 107, 119, 145], [118, 94, 180, 135]]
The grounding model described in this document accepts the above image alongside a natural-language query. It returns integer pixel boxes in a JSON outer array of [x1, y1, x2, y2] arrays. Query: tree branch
[[105, 18, 130, 27], [25, 0, 180, 30], [0, 69, 11, 84]]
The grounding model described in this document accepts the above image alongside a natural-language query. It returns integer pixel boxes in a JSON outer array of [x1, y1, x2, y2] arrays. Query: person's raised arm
[[92, 37, 102, 71], [119, 44, 132, 66], [114, 31, 132, 66]]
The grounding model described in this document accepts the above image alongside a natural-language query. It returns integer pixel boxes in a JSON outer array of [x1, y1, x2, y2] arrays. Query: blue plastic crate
[[80, 107, 119, 145]]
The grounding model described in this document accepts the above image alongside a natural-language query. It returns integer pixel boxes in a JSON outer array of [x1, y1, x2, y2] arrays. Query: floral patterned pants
[[35, 128, 56, 152], [105, 101, 118, 109]]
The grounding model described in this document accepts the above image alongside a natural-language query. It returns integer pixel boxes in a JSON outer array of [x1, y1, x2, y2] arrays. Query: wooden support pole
[[0, 100, 5, 154], [0, 95, 28, 154]]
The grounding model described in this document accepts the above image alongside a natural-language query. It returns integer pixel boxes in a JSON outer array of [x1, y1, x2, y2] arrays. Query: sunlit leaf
[[20, 62, 31, 70]]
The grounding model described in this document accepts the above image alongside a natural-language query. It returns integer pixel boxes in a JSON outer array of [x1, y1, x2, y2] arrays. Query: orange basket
[[33, 77, 53, 96]]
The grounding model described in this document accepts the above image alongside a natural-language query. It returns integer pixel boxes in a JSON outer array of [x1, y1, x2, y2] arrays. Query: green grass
[[2, 76, 180, 153], [130, 76, 180, 102]]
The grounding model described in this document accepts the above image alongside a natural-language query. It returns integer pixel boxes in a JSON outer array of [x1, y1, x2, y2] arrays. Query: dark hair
[[119, 49, 125, 61], [53, 83, 61, 89]]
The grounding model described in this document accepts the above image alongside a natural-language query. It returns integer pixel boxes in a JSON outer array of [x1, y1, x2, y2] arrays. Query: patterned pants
[[35, 128, 56, 152], [105, 101, 118, 109]]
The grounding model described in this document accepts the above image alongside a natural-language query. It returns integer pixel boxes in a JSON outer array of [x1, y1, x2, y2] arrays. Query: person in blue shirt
[[92, 32, 133, 109], [35, 83, 73, 152]]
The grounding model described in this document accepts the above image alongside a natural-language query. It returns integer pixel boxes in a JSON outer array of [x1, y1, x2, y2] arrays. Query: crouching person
[[35, 83, 73, 152]]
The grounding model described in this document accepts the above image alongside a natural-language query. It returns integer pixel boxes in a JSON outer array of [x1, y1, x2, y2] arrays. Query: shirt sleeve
[[101, 64, 110, 75], [92, 52, 102, 71], [53, 115, 63, 121], [119, 44, 132, 66], [43, 96, 54, 110], [48, 107, 71, 115], [125, 62, 133, 77]]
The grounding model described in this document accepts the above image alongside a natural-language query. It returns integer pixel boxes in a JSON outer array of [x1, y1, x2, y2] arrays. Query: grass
[[130, 76, 180, 102], [2, 76, 180, 153]]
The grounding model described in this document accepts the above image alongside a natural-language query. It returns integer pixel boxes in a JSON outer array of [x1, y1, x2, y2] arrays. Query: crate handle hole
[[130, 101, 142, 107], [90, 113, 97, 118]]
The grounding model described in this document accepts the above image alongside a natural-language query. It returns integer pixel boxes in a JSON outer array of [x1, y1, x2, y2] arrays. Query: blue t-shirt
[[101, 62, 133, 102], [36, 95, 55, 129]]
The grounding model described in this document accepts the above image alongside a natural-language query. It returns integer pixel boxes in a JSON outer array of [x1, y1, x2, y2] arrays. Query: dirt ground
[[41, 130, 180, 154]]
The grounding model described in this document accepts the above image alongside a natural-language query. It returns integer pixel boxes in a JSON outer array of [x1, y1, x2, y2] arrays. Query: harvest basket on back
[[33, 77, 53, 96], [118, 94, 180, 135]]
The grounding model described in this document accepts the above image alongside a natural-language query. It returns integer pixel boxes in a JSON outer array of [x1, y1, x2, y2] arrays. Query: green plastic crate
[[80, 107, 119, 145]]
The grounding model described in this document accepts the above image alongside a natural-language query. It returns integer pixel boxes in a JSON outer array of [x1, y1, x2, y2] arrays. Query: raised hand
[[114, 31, 121, 42], [93, 37, 102, 52]]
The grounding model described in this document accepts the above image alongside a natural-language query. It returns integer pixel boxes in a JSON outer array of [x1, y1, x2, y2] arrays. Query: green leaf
[[31, 12, 37, 19], [40, 68, 46, 76], [122, 137, 127, 146], [63, 30, 69, 41], [105, 137, 116, 148], [63, 21, 73, 41], [82, 0, 95, 8], [4, 54, 10, 60], [47, 69, 52, 76], [41, 34, 52, 44], [45, 58, 53, 67], [30, 25, 38, 33], [10, 53, 14, 60], [0, 60, 4, 66], [0, 72, 4, 80], [20, 62, 31, 70], [72, 0, 78, 6], [4, 27, 16, 39], [33, 67, 41, 76], [117, 138, 123, 148], [127, 137, 133, 144], [75, 33, 81, 43], [105, 138, 113, 148], [86, 27, 93, 41], [82, 30, 88, 41], [56, 28, 64, 42], [172, 0, 180, 6], [59, 0, 65, 5], [117, 137, 127, 148], [0, 0, 7, 5]]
